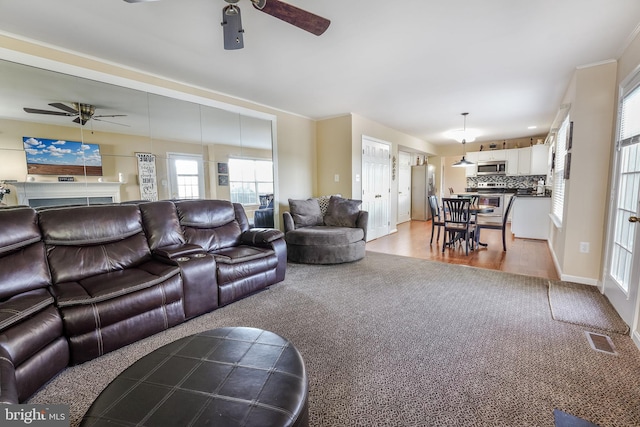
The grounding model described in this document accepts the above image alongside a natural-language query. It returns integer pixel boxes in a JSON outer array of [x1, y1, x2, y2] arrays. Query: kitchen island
[[511, 195, 551, 240]]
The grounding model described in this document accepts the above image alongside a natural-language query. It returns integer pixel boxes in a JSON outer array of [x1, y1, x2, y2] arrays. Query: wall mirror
[[0, 58, 276, 226]]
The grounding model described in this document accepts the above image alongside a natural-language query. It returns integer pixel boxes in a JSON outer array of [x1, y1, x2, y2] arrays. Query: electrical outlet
[[334, 174, 340, 182], [579, 242, 590, 253]]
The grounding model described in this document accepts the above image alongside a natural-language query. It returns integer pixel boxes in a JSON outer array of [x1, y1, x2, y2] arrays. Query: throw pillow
[[288, 198, 323, 228], [316, 194, 342, 217], [323, 196, 362, 227]]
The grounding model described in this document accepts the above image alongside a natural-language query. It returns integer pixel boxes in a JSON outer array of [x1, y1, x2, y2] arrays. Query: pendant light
[[452, 112, 475, 168]]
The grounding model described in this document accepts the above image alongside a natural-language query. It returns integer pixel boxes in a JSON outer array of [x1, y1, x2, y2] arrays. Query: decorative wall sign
[[564, 152, 571, 180], [218, 174, 229, 186], [136, 152, 158, 201], [217, 162, 228, 174], [567, 121, 573, 151]]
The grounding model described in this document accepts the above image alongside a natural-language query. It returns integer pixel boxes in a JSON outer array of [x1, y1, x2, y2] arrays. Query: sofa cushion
[[52, 261, 180, 308], [285, 226, 364, 246], [0, 289, 54, 333], [288, 198, 323, 228], [323, 196, 362, 227]]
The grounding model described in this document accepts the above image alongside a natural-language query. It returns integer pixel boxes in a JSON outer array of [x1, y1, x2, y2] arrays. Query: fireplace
[[12, 182, 122, 208]]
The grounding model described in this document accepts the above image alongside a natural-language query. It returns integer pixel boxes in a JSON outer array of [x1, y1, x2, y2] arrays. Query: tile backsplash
[[467, 175, 546, 189]]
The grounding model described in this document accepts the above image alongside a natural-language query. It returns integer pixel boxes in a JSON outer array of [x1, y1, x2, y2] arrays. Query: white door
[[603, 73, 640, 326], [397, 151, 412, 223], [362, 136, 390, 241]]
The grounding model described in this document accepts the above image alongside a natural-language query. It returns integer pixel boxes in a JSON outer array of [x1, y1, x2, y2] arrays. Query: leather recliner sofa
[[0, 199, 286, 403]]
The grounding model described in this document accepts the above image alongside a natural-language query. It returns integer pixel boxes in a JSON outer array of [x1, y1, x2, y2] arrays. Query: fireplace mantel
[[13, 181, 123, 207]]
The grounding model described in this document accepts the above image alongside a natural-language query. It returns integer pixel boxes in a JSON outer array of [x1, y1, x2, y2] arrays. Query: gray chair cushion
[[285, 226, 364, 246], [323, 196, 362, 227], [288, 198, 323, 228]]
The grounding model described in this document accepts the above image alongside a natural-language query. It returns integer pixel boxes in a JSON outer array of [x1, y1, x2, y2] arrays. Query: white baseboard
[[547, 240, 599, 286], [633, 329, 640, 350]]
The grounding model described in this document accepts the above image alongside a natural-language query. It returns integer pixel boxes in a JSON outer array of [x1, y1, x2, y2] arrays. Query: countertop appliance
[[411, 164, 435, 221], [477, 160, 507, 176]]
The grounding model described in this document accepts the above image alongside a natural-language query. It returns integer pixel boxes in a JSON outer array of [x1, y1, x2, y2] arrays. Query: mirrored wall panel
[[0, 59, 275, 226]]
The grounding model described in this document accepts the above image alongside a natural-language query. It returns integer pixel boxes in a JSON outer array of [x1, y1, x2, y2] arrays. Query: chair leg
[[437, 226, 441, 243], [502, 230, 507, 252], [430, 223, 435, 244]]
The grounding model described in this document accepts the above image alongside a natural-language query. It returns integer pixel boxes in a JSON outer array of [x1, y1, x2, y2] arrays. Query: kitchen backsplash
[[467, 175, 547, 189]]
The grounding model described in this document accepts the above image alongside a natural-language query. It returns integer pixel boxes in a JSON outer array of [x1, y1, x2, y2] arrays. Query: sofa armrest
[[241, 228, 285, 245], [356, 210, 369, 242], [0, 347, 18, 404], [282, 211, 295, 233], [152, 243, 205, 262]]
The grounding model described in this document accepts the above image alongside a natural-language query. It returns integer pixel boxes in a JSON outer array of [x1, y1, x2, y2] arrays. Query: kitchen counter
[[515, 193, 551, 198], [511, 197, 551, 240]]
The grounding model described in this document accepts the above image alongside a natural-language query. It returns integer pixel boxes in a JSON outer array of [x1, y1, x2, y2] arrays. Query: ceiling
[[1, 0, 640, 146]]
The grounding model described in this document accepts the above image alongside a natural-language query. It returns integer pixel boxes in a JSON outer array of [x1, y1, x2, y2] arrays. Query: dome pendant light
[[452, 112, 475, 168]]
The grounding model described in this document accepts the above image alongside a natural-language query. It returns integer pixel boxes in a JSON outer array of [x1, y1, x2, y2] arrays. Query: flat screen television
[[23, 136, 103, 176]]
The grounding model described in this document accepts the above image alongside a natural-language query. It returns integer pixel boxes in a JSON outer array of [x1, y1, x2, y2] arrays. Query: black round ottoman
[[80, 327, 308, 427]]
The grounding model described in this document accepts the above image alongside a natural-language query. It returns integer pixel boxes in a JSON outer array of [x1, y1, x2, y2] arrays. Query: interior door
[[362, 136, 390, 241], [603, 75, 640, 327], [397, 151, 412, 223]]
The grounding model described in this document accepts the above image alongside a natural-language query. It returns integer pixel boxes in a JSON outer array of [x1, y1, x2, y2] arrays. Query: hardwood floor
[[366, 220, 560, 280]]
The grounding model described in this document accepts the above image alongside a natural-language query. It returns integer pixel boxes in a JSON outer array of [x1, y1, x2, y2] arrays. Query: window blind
[[552, 116, 569, 225]]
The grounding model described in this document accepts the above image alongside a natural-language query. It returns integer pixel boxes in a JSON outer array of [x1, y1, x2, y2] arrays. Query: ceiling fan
[[23, 102, 127, 126], [124, 0, 330, 50]]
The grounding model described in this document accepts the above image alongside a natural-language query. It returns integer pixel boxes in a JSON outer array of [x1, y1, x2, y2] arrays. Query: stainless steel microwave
[[477, 160, 507, 175]]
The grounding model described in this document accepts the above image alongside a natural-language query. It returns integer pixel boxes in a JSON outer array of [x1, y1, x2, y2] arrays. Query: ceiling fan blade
[[48, 102, 79, 114], [23, 107, 73, 116], [93, 114, 128, 118], [253, 0, 330, 36], [123, 0, 160, 3], [93, 118, 131, 127]]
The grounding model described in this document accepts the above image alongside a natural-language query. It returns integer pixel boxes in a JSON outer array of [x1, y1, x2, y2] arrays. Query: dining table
[[470, 204, 495, 247]]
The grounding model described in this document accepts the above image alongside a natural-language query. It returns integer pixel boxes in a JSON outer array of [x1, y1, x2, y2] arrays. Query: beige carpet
[[29, 252, 640, 426], [548, 281, 630, 335]]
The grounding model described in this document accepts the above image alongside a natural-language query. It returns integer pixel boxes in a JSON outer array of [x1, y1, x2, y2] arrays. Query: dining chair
[[428, 195, 445, 244], [475, 195, 516, 251], [442, 197, 476, 255]]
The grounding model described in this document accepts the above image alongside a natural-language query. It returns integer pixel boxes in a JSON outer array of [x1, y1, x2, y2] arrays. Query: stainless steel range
[[476, 182, 505, 221]]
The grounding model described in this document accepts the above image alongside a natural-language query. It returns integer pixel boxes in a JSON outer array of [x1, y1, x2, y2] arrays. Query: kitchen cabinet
[[517, 147, 531, 175], [465, 151, 478, 177], [530, 144, 549, 175], [506, 150, 519, 175], [478, 150, 506, 161], [511, 196, 551, 240]]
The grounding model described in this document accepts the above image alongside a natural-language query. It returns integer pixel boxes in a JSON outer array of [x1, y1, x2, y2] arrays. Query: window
[[229, 158, 273, 205], [167, 153, 204, 199], [551, 115, 569, 226]]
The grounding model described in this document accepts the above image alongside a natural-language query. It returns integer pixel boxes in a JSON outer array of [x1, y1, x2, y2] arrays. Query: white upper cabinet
[[530, 144, 549, 175], [477, 150, 506, 161], [517, 147, 532, 175], [506, 150, 519, 175], [465, 151, 479, 177]]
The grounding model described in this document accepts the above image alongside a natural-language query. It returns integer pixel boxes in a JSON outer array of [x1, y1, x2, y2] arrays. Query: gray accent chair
[[283, 196, 368, 264]]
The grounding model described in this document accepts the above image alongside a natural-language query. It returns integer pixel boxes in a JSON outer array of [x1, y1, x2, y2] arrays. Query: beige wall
[[317, 115, 352, 197], [548, 61, 617, 284]]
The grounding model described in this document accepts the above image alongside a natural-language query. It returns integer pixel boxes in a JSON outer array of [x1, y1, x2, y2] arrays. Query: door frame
[[602, 68, 640, 344]]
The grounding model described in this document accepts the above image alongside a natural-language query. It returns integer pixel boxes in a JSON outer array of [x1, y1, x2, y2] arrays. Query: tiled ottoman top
[[80, 327, 308, 427]]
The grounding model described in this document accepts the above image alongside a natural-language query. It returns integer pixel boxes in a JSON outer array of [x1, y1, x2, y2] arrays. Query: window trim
[[228, 156, 274, 206]]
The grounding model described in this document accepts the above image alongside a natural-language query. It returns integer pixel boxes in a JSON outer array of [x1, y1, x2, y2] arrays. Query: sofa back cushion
[[174, 200, 243, 252], [323, 196, 362, 228], [38, 205, 151, 284], [138, 201, 185, 250], [0, 207, 51, 299], [288, 198, 323, 228]]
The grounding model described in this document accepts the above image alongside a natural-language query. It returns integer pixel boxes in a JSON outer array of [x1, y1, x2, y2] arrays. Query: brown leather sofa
[[0, 199, 286, 403]]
